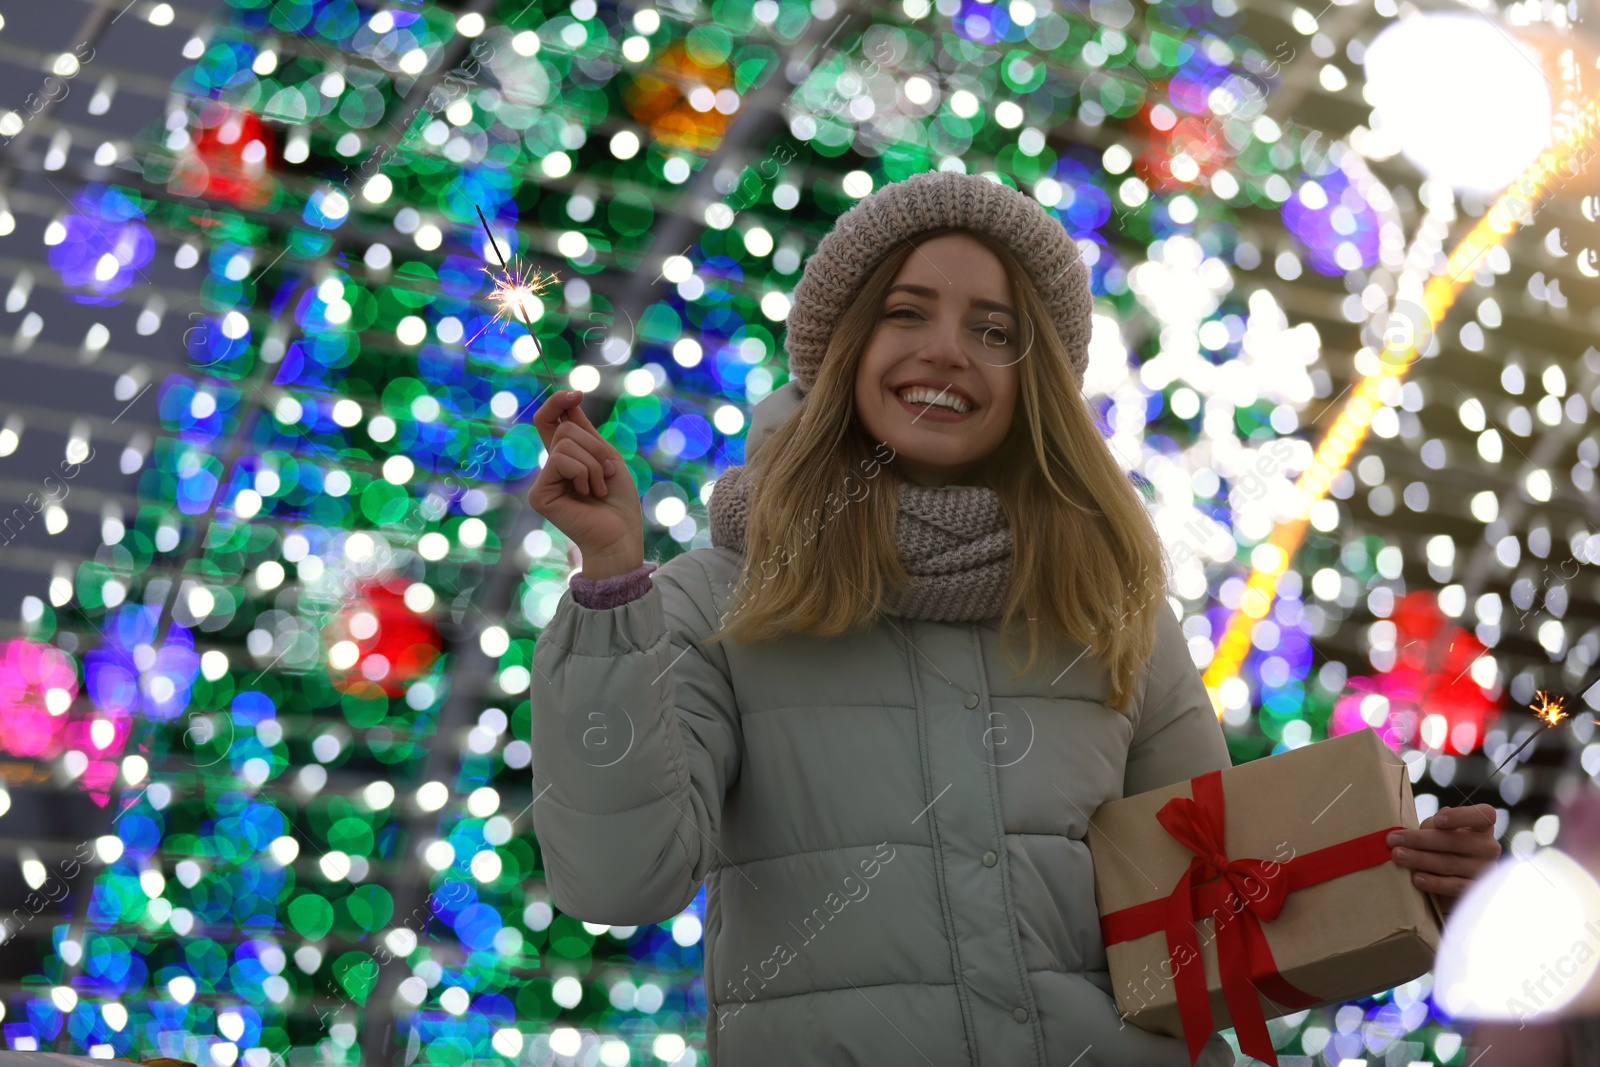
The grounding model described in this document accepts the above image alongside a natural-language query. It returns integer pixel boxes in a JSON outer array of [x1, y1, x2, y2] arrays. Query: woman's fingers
[[553, 423, 618, 494], [1409, 871, 1474, 896], [558, 391, 603, 436], [555, 403, 623, 477], [534, 388, 605, 444], [536, 393, 620, 469], [532, 390, 623, 497], [1398, 826, 1499, 856], [550, 438, 607, 497], [1432, 803, 1497, 832], [1393, 847, 1478, 896], [1393, 845, 1481, 879], [546, 446, 589, 496], [558, 417, 618, 471], [1393, 803, 1501, 854], [1391, 809, 1503, 897], [533, 390, 588, 451]]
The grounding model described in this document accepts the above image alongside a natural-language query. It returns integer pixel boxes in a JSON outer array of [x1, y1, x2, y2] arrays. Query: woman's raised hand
[[527, 390, 644, 579]]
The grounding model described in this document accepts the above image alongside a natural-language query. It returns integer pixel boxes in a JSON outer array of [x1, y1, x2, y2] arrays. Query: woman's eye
[[885, 308, 1009, 342]]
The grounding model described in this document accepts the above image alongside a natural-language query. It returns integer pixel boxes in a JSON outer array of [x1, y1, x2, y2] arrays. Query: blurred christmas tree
[[10, 0, 1588, 1065]]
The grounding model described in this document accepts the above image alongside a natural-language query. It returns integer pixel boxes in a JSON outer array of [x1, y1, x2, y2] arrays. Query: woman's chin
[[888, 455, 986, 487]]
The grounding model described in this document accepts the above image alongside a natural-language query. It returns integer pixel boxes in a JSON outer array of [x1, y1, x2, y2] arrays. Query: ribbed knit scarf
[[707, 463, 1015, 622]]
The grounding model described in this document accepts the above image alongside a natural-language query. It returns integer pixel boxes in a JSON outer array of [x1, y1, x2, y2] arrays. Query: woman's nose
[[915, 317, 973, 366]]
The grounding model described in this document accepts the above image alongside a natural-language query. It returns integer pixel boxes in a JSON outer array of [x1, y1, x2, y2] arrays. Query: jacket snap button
[[981, 850, 997, 867], [1012, 1007, 1028, 1023], [964, 693, 979, 709]]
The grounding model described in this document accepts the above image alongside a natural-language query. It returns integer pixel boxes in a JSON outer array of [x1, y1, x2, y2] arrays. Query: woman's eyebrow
[[886, 283, 1017, 321]]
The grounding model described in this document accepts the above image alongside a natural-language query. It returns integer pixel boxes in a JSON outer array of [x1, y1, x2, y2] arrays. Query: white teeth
[[896, 387, 970, 413]]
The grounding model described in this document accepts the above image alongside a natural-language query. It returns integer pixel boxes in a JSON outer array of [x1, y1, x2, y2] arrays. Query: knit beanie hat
[[781, 169, 1094, 398]]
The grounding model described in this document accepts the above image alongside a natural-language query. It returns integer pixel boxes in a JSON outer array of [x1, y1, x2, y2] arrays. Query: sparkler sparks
[[1530, 690, 1568, 728], [472, 204, 568, 420], [1460, 690, 1573, 805], [469, 259, 559, 345]]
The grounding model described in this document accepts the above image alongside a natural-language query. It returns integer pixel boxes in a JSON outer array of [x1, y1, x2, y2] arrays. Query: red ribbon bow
[[1099, 769, 1402, 1066]]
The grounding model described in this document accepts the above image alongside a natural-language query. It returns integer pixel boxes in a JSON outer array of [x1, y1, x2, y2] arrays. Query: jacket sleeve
[[529, 553, 742, 925], [1122, 604, 1233, 798]]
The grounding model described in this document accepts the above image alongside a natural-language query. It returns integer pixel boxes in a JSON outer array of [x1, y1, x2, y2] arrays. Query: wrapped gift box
[[1087, 726, 1446, 1065]]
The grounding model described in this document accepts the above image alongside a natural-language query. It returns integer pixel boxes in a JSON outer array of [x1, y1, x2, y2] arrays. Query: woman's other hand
[[1387, 802, 1501, 906], [527, 390, 644, 579]]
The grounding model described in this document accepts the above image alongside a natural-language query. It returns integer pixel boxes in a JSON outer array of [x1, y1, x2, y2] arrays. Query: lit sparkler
[[1460, 690, 1569, 805], [472, 204, 568, 420], [479, 265, 555, 338]]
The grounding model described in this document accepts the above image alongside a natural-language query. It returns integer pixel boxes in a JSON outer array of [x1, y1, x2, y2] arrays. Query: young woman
[[526, 171, 1500, 1066]]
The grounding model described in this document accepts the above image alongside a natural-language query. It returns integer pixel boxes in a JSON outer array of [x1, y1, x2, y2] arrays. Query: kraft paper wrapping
[[1088, 726, 1447, 1039]]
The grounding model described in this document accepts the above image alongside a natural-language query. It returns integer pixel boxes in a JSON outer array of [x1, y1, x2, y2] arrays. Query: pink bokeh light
[[1327, 591, 1497, 757], [0, 637, 80, 758]]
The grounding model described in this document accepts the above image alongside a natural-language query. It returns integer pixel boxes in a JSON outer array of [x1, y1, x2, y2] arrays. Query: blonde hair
[[702, 227, 1169, 714]]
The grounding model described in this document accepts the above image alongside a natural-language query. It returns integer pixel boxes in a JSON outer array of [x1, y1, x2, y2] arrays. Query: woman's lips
[[892, 389, 974, 423]]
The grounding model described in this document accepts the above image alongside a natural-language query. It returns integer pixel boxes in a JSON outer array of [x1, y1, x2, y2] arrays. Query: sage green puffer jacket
[[530, 545, 1238, 1066]]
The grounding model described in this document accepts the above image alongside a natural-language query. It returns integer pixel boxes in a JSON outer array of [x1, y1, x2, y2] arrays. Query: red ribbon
[[1099, 769, 1402, 1066]]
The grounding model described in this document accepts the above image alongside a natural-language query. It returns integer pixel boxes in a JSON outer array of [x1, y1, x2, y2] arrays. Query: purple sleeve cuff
[[569, 561, 658, 609]]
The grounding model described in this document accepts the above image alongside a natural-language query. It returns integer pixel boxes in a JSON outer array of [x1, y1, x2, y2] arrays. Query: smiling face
[[853, 232, 1022, 488]]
